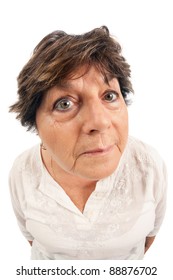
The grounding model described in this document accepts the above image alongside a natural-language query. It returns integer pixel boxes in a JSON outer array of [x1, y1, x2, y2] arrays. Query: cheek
[[112, 107, 128, 147], [122, 111, 129, 134], [113, 105, 128, 130], [38, 117, 78, 157], [37, 117, 56, 142], [121, 104, 128, 125], [36, 114, 59, 148], [120, 108, 129, 138]]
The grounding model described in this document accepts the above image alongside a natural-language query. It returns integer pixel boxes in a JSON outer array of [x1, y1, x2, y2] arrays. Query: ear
[[121, 90, 134, 106]]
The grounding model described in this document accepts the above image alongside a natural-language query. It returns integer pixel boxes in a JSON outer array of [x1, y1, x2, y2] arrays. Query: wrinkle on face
[[36, 66, 128, 182]]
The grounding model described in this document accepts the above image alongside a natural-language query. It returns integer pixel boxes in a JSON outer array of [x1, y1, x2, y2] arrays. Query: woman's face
[[36, 66, 128, 181]]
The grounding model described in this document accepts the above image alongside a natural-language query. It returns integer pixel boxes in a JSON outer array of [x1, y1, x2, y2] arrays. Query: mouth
[[82, 145, 115, 157]]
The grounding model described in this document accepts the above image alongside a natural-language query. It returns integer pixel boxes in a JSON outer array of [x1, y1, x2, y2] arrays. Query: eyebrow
[[56, 73, 116, 90], [57, 81, 73, 90]]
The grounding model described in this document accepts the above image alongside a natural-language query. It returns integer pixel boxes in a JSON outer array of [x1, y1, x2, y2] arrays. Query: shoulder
[[125, 137, 167, 201], [127, 136, 166, 172], [9, 144, 42, 201], [125, 136, 167, 194], [9, 144, 41, 178]]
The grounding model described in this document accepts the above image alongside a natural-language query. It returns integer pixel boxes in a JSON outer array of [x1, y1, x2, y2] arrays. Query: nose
[[81, 99, 111, 134]]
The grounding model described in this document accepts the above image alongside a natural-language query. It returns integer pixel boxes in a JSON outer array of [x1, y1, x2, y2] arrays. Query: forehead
[[57, 65, 119, 90], [42, 66, 121, 106]]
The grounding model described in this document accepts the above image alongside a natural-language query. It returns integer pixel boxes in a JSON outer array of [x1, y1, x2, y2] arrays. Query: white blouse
[[9, 137, 167, 260]]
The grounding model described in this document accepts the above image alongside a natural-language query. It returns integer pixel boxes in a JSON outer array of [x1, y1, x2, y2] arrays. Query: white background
[[0, 0, 172, 278]]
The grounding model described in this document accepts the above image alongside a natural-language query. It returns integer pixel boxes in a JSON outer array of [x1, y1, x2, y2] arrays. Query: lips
[[82, 145, 114, 156]]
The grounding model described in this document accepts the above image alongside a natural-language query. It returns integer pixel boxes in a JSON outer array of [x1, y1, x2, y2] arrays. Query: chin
[[75, 149, 122, 181], [79, 163, 118, 181]]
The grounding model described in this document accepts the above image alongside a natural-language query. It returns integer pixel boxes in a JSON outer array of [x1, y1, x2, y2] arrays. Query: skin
[[30, 65, 156, 253], [144, 236, 156, 253], [36, 65, 128, 211]]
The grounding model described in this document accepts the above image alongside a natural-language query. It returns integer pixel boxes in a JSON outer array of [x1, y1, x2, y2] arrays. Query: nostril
[[88, 129, 101, 135], [90, 129, 98, 133]]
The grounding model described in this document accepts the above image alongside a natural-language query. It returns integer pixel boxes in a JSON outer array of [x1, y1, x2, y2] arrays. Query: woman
[[9, 26, 167, 260]]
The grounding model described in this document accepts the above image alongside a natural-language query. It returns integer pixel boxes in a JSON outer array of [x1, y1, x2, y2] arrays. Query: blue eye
[[104, 91, 118, 102], [54, 98, 73, 111]]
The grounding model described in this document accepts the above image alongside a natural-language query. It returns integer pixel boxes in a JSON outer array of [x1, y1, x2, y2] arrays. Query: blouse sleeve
[[9, 163, 34, 241], [147, 160, 167, 237]]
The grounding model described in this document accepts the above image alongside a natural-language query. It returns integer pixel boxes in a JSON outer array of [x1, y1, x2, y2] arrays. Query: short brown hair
[[9, 26, 134, 131]]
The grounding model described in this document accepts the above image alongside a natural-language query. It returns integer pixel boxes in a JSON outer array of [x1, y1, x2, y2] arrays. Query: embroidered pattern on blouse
[[25, 138, 156, 246]]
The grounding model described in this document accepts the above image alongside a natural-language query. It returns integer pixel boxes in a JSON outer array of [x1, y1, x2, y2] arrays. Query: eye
[[104, 91, 118, 102], [53, 98, 73, 111]]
